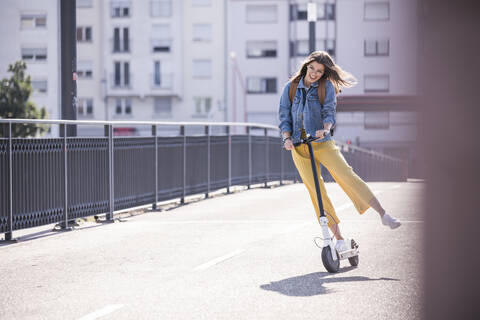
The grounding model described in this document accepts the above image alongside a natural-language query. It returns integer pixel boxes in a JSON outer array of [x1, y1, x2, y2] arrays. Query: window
[[115, 98, 132, 115], [111, 1, 131, 17], [290, 39, 335, 57], [113, 61, 131, 88], [193, 60, 212, 78], [193, 24, 212, 42], [364, 2, 389, 21], [20, 14, 46, 28], [364, 111, 389, 129], [246, 41, 277, 58], [247, 77, 277, 94], [153, 61, 161, 85], [113, 27, 130, 52], [192, 0, 211, 6], [115, 98, 122, 114], [152, 24, 171, 52], [154, 97, 172, 117], [364, 39, 389, 56], [21, 48, 47, 61], [77, 26, 92, 42], [77, 61, 93, 78], [246, 5, 277, 23], [364, 74, 389, 92], [151, 0, 172, 17], [78, 98, 93, 117], [77, 0, 92, 8], [193, 97, 212, 118], [290, 3, 335, 21], [32, 79, 47, 93]]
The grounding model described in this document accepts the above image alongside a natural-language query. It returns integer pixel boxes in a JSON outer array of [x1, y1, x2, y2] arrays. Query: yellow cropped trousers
[[291, 140, 376, 227]]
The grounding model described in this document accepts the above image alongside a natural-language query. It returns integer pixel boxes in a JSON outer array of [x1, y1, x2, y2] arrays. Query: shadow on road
[[260, 271, 399, 296]]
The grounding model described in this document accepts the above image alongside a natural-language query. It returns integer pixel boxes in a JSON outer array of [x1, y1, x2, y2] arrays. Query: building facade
[[226, 0, 419, 174], [0, 0, 419, 174], [0, 0, 61, 136]]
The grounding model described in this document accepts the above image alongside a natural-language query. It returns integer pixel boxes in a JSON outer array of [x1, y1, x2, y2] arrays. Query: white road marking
[[193, 249, 245, 271], [389, 184, 402, 189], [78, 304, 124, 320]]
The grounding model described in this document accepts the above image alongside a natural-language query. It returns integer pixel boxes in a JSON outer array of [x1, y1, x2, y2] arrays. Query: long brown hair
[[289, 51, 357, 93]]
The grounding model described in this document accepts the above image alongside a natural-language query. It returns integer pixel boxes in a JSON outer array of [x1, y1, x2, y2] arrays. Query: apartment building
[[227, 0, 418, 172], [0, 0, 60, 136]]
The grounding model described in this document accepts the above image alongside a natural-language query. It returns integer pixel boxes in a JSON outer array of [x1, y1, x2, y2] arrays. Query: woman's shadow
[[260, 268, 399, 296]]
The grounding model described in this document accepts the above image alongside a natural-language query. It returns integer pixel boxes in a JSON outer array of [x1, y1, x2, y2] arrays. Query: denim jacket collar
[[297, 76, 319, 90]]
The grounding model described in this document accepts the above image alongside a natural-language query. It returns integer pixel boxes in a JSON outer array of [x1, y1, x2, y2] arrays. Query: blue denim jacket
[[278, 77, 336, 143]]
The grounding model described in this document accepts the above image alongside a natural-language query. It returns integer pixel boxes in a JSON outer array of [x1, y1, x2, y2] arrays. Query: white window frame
[[193, 97, 212, 118], [20, 14, 47, 29], [21, 47, 47, 62], [364, 39, 390, 56], [364, 74, 390, 92], [153, 97, 172, 118], [193, 24, 212, 42], [77, 98, 94, 117], [111, 1, 131, 18], [77, 60, 93, 78], [31, 79, 48, 94], [77, 26, 93, 42], [150, 0, 172, 18], [192, 59, 212, 78], [246, 41, 277, 58], [247, 77, 277, 94], [364, 2, 390, 21], [246, 5, 278, 24]]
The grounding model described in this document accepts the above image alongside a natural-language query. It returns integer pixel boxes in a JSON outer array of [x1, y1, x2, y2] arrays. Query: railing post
[[247, 126, 252, 189], [107, 124, 114, 221], [5, 123, 14, 241], [227, 125, 231, 194], [205, 125, 210, 198], [264, 128, 269, 188], [181, 125, 186, 204], [152, 125, 158, 210], [62, 124, 71, 230]]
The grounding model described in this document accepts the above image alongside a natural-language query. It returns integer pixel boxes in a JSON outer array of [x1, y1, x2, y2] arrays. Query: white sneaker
[[382, 213, 401, 229], [335, 239, 349, 253]]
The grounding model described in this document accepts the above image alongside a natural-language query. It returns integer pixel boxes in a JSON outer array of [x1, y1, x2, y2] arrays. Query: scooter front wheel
[[321, 246, 340, 273]]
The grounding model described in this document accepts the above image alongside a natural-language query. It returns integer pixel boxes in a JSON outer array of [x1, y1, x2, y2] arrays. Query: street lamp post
[[229, 52, 247, 133], [308, 1, 317, 53]]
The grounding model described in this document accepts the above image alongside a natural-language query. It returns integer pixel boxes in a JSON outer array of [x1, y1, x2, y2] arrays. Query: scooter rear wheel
[[348, 239, 359, 267], [321, 246, 340, 273]]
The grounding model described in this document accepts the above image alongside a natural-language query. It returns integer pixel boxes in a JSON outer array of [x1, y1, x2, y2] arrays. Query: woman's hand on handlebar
[[284, 138, 295, 150], [315, 129, 329, 140]]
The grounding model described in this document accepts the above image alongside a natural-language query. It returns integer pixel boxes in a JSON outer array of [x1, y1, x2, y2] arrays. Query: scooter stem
[[306, 140, 326, 218]]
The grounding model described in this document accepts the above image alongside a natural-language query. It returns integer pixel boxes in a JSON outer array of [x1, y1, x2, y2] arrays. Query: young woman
[[278, 51, 401, 252]]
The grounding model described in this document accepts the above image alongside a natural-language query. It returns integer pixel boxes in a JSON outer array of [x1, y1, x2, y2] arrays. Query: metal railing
[[0, 119, 407, 241]]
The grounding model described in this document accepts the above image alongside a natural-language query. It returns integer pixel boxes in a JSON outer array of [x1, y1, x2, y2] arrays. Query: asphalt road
[[0, 181, 424, 320]]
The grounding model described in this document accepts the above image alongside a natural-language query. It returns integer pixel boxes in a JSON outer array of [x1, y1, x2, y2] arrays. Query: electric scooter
[[295, 134, 360, 273]]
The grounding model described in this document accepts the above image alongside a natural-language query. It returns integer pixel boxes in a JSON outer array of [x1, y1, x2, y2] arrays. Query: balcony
[[111, 39, 131, 53], [151, 73, 173, 90]]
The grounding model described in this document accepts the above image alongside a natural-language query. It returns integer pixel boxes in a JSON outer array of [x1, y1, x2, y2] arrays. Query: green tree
[[0, 61, 48, 137]]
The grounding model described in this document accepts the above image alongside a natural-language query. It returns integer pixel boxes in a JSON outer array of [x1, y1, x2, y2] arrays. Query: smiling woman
[[278, 51, 401, 250]]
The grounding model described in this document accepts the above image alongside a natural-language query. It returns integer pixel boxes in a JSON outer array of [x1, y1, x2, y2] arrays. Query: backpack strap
[[289, 78, 327, 106], [288, 79, 300, 104], [318, 78, 326, 105]]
